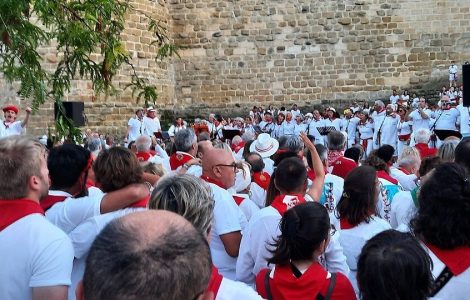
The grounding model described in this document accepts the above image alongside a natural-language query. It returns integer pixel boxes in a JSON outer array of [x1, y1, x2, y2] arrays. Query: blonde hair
[[0, 136, 45, 199], [141, 162, 166, 177]]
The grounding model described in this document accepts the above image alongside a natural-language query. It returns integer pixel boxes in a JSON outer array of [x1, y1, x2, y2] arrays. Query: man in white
[[142, 106, 161, 138], [449, 60, 458, 87], [373, 103, 398, 151], [390, 148, 420, 191], [201, 148, 247, 280], [249, 133, 279, 175], [389, 90, 400, 105], [290, 103, 301, 118], [169, 129, 202, 176], [430, 95, 460, 148], [457, 99, 470, 138], [126, 108, 146, 143], [0, 136, 74, 300], [408, 97, 431, 146], [0, 104, 32, 138], [341, 109, 360, 148], [306, 110, 325, 145]]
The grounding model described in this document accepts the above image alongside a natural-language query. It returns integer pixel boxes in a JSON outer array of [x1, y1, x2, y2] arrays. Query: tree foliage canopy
[[0, 0, 177, 140]]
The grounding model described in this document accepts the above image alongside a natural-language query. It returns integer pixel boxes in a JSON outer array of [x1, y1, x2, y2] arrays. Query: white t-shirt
[[263, 158, 275, 175], [0, 214, 74, 299], [409, 109, 432, 131], [236, 205, 349, 285], [281, 120, 295, 136], [306, 119, 325, 145], [432, 109, 460, 131], [390, 95, 400, 105], [217, 277, 263, 300], [168, 124, 186, 137], [143, 116, 161, 134], [208, 183, 247, 280], [250, 182, 266, 209], [127, 117, 145, 141], [457, 104, 470, 135], [390, 167, 418, 191], [390, 190, 416, 229], [341, 117, 360, 144], [0, 120, 23, 138], [232, 194, 260, 222]]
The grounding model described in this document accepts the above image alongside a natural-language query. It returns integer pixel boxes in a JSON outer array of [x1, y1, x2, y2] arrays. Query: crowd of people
[[1, 84, 470, 300]]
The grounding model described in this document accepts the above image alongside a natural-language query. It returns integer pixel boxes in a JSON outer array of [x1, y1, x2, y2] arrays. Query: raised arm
[[21, 107, 32, 128], [300, 132, 325, 201]]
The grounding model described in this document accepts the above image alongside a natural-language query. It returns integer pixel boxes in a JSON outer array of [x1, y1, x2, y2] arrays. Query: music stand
[[434, 129, 462, 141], [222, 129, 241, 142], [317, 126, 337, 136]]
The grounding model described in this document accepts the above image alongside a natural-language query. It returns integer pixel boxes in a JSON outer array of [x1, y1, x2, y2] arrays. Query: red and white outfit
[[397, 119, 412, 156], [207, 266, 263, 300], [357, 120, 374, 158], [414, 143, 437, 159], [0, 199, 74, 299], [0, 120, 23, 138], [256, 263, 356, 300], [236, 194, 349, 286], [233, 194, 260, 222], [341, 116, 360, 148], [338, 216, 391, 294], [250, 171, 271, 209], [169, 151, 202, 176], [389, 166, 418, 191]]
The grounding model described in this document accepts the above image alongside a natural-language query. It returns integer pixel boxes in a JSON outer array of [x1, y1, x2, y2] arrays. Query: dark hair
[[273, 150, 299, 167], [268, 202, 330, 265], [93, 147, 143, 192], [265, 171, 280, 207], [242, 140, 254, 160], [357, 230, 433, 300], [245, 152, 265, 173], [344, 147, 361, 164], [336, 166, 378, 226], [83, 215, 212, 300], [411, 163, 470, 249], [306, 144, 327, 169], [48, 144, 91, 191], [274, 157, 307, 194], [327, 131, 346, 151], [363, 152, 389, 172], [455, 138, 470, 174], [418, 156, 441, 177], [127, 140, 135, 150], [376, 145, 395, 164]]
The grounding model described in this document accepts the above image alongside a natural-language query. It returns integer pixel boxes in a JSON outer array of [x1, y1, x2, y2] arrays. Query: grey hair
[[241, 131, 255, 142], [279, 135, 304, 153], [174, 129, 196, 153], [314, 143, 328, 162], [135, 135, 152, 152], [438, 139, 460, 163], [88, 137, 102, 152], [375, 100, 385, 108], [414, 128, 431, 144], [397, 147, 421, 168], [149, 174, 214, 235], [327, 131, 346, 151]]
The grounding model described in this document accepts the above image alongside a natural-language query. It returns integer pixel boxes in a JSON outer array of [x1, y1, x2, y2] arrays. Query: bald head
[[197, 140, 213, 159], [82, 210, 212, 300], [202, 148, 237, 188]]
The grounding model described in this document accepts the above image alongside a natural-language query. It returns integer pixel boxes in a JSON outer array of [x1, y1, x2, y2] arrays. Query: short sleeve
[[213, 189, 242, 236]]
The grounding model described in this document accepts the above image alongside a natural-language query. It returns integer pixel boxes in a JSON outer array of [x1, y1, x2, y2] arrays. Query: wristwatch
[[182, 163, 190, 170]]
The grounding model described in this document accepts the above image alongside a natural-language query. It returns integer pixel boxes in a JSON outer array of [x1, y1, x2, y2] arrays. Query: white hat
[[305, 112, 313, 118], [328, 107, 336, 113], [249, 133, 279, 158], [233, 162, 252, 192], [147, 106, 156, 112]]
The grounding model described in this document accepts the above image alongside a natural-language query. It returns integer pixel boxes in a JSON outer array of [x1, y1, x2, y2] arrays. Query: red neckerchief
[[135, 152, 152, 162], [0, 199, 44, 231], [252, 171, 271, 190], [86, 179, 96, 188], [426, 243, 470, 275], [415, 143, 437, 159], [231, 141, 245, 153], [201, 175, 227, 189], [397, 167, 411, 175], [169, 152, 194, 170], [377, 170, 399, 185], [233, 195, 245, 206], [40, 195, 68, 211], [261, 263, 329, 299], [206, 266, 223, 297], [271, 194, 306, 216], [327, 151, 344, 166], [128, 195, 150, 208], [339, 218, 355, 230]]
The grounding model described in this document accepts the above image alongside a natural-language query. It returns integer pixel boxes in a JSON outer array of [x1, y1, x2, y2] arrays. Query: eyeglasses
[[215, 162, 238, 173]]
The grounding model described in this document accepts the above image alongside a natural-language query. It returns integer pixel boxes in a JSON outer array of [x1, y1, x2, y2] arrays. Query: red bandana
[[169, 152, 194, 170], [0, 199, 44, 231], [231, 141, 245, 153], [135, 152, 152, 162], [426, 243, 470, 275], [339, 218, 355, 230], [128, 195, 150, 208], [233, 195, 245, 206], [397, 167, 411, 175], [252, 171, 271, 190], [201, 175, 227, 189], [206, 266, 223, 297], [271, 194, 306, 216], [415, 143, 437, 159], [327, 151, 344, 166], [40, 195, 68, 211], [377, 170, 399, 185]]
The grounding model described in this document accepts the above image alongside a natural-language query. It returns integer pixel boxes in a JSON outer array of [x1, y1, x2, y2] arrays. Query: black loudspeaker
[[463, 64, 470, 107], [54, 102, 85, 126]]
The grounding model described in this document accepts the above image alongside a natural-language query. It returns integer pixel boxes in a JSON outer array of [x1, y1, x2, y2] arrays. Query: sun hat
[[249, 133, 279, 158]]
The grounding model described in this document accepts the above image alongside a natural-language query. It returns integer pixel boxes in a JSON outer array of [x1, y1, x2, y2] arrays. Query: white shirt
[[281, 120, 295, 136], [390, 167, 418, 191], [323, 118, 341, 131], [263, 158, 275, 175], [432, 109, 460, 131], [232, 194, 260, 222], [250, 182, 267, 209], [306, 119, 325, 145], [374, 114, 398, 148], [457, 104, 470, 135], [341, 117, 360, 144], [390, 191, 416, 229], [291, 109, 301, 118], [449, 64, 458, 74], [390, 95, 400, 105], [236, 205, 349, 285], [208, 183, 247, 280], [0, 214, 74, 300], [217, 277, 263, 300], [168, 124, 186, 137], [127, 117, 145, 141], [143, 116, 161, 134], [0, 120, 23, 138], [409, 108, 432, 131]]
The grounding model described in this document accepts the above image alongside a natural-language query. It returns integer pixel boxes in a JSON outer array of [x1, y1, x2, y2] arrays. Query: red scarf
[[40, 195, 68, 211], [201, 175, 227, 189], [271, 194, 306, 216], [206, 266, 223, 297], [415, 143, 437, 159], [339, 218, 355, 230], [233, 195, 245, 206], [397, 167, 411, 175], [377, 170, 399, 185], [169, 152, 194, 170], [0, 199, 44, 231], [128, 195, 150, 208], [252, 171, 271, 190], [135, 152, 152, 162], [231, 141, 245, 153], [426, 243, 470, 275], [327, 151, 344, 166]]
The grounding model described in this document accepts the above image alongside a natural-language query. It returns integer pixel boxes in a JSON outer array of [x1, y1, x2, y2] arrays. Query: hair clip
[[342, 192, 350, 198]]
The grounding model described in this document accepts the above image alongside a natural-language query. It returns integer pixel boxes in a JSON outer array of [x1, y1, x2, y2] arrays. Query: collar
[[40, 190, 73, 211], [377, 170, 399, 185], [426, 243, 470, 276], [397, 166, 411, 175], [128, 195, 150, 208], [206, 266, 223, 297], [271, 194, 306, 216], [252, 171, 271, 190], [136, 152, 152, 162], [0, 199, 44, 231], [201, 175, 227, 189], [169, 152, 194, 170]]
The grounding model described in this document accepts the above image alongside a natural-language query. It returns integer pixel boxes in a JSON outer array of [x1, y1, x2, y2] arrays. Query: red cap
[[2, 105, 19, 114]]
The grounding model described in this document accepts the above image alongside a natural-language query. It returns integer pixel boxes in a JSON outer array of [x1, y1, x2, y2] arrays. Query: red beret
[[2, 105, 19, 114]]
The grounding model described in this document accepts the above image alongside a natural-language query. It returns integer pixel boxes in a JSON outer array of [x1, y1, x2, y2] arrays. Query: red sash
[[135, 152, 152, 162], [206, 266, 223, 298], [377, 170, 399, 185], [271, 194, 306, 216], [201, 175, 227, 189], [0, 199, 44, 231], [233, 195, 245, 206], [40, 195, 68, 211], [128, 195, 150, 208], [426, 243, 470, 275], [169, 152, 194, 170], [252, 172, 271, 191], [398, 134, 411, 142]]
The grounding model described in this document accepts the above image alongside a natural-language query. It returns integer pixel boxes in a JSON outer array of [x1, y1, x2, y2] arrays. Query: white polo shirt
[[390, 190, 416, 229], [0, 120, 23, 137], [217, 276, 263, 300], [409, 109, 431, 131], [0, 214, 74, 299], [390, 167, 418, 191], [127, 117, 145, 141], [432, 109, 460, 131], [232, 194, 260, 222]]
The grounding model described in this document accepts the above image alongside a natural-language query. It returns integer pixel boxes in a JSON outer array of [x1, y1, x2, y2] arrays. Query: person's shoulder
[[221, 277, 264, 299], [331, 272, 357, 299]]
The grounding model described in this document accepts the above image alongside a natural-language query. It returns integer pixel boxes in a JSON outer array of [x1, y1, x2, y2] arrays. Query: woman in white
[[336, 166, 391, 294], [396, 106, 412, 156], [357, 110, 374, 159], [168, 117, 186, 140], [281, 112, 295, 136]]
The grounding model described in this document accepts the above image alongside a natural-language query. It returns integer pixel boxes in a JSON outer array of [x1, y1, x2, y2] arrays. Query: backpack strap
[[324, 273, 337, 300], [264, 270, 273, 300], [429, 266, 454, 297]]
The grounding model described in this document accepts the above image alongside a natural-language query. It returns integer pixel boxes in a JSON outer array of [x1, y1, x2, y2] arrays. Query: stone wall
[[1, 0, 470, 136]]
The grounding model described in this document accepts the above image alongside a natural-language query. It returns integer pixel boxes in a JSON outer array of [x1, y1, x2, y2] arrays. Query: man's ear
[[75, 280, 85, 300]]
